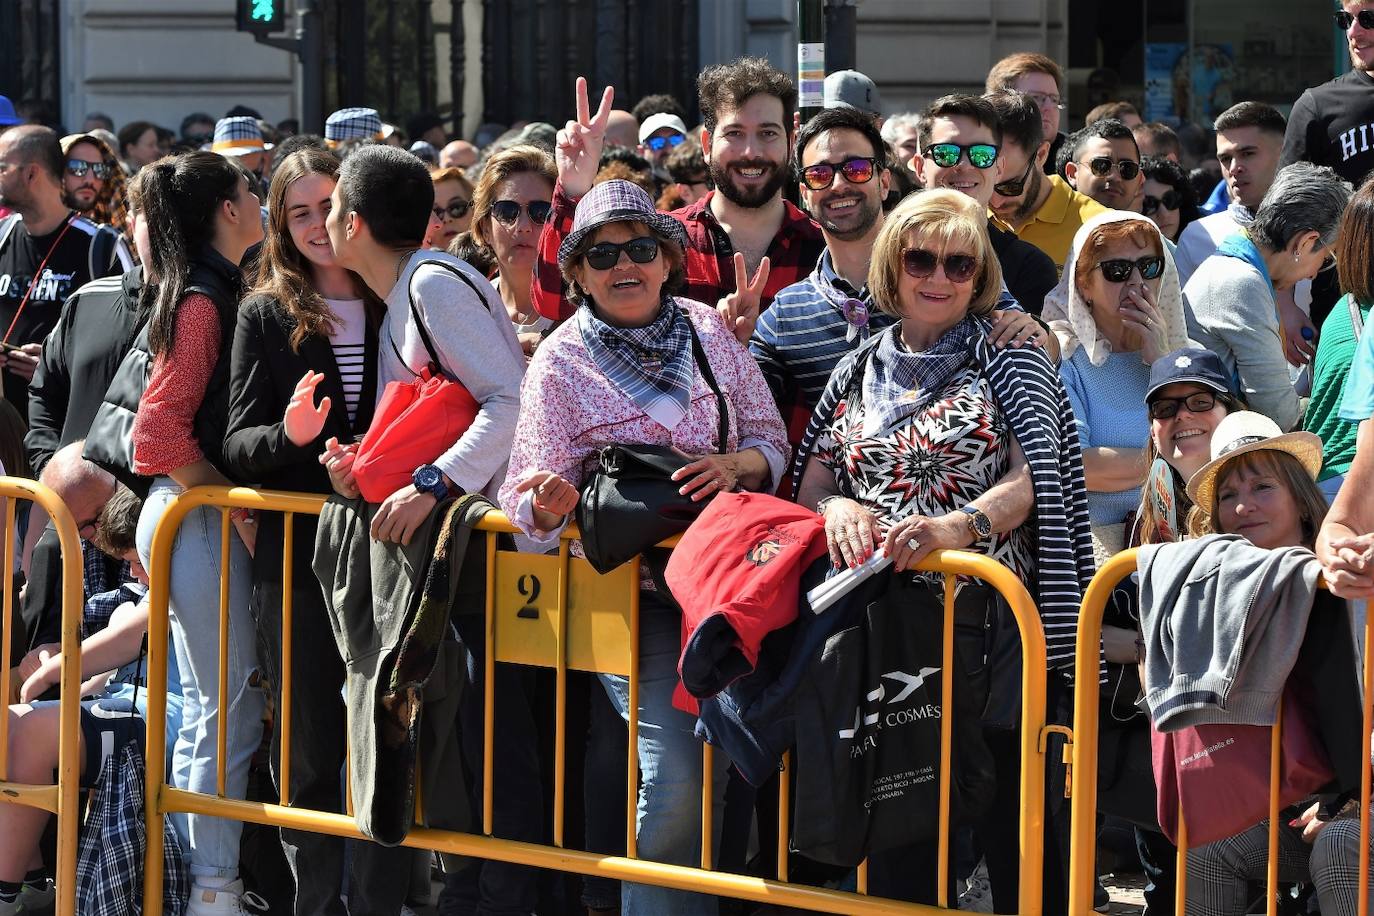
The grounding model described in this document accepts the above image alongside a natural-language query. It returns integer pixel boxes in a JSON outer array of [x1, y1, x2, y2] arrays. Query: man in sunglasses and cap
[[984, 89, 1107, 276]]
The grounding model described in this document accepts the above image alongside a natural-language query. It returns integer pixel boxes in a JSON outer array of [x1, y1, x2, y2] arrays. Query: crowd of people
[[2, 4, 1374, 914]]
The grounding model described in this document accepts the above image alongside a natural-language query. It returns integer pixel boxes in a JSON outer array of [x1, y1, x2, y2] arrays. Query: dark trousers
[[1136, 826, 1177, 915], [978, 672, 1072, 915], [254, 580, 412, 916], [581, 676, 626, 910], [439, 613, 546, 916]]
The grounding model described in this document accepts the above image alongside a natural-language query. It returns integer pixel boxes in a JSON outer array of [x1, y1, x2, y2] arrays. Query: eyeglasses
[[901, 248, 979, 283], [799, 156, 877, 190], [490, 199, 552, 227], [993, 157, 1036, 197], [1084, 156, 1141, 180], [1025, 91, 1065, 111], [925, 142, 999, 170], [1142, 190, 1180, 216], [65, 159, 112, 180], [1148, 391, 1228, 420], [433, 200, 471, 221], [584, 236, 660, 270], [1336, 9, 1374, 30], [1094, 256, 1165, 283], [679, 175, 709, 188], [644, 132, 686, 152]]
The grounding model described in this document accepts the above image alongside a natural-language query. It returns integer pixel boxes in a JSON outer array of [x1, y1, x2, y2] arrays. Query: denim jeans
[[599, 596, 729, 916], [137, 477, 266, 882]]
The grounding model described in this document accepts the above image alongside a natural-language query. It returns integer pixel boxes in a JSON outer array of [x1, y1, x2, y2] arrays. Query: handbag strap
[[1351, 297, 1366, 343], [390, 256, 495, 380], [687, 321, 729, 453]]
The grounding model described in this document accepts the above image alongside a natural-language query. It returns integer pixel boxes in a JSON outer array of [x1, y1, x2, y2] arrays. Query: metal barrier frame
[[142, 486, 1056, 915], [1069, 548, 1372, 916], [0, 477, 86, 916]]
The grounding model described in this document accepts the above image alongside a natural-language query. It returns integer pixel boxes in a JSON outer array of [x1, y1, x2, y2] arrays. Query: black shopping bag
[[792, 575, 995, 866]]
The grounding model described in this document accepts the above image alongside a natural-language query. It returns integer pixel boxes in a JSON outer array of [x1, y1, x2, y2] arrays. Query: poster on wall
[[1145, 42, 1236, 124]]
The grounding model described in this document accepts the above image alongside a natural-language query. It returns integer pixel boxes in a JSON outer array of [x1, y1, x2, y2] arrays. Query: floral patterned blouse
[[814, 362, 1035, 585]]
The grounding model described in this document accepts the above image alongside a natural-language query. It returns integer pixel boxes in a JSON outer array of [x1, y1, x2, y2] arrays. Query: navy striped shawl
[[791, 318, 1096, 669]]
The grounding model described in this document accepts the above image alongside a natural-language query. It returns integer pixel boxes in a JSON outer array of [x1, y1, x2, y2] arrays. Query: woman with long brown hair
[[222, 147, 401, 914]]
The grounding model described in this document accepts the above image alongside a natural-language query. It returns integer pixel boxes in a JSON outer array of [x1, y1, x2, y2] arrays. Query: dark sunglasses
[[66, 158, 111, 180], [799, 156, 877, 191], [490, 199, 552, 227], [1095, 256, 1165, 283], [1336, 9, 1374, 30], [1085, 156, 1141, 180], [584, 236, 660, 270], [433, 200, 471, 221], [902, 248, 979, 283], [993, 157, 1036, 197], [925, 142, 999, 170], [1148, 391, 1228, 420], [1142, 190, 1180, 216], [645, 132, 686, 152]]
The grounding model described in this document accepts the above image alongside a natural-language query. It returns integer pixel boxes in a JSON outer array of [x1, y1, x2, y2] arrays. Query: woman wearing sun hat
[[498, 178, 788, 915]]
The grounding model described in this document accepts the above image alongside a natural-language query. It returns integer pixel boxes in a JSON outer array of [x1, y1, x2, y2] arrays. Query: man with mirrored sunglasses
[[753, 107, 1048, 469], [911, 94, 1058, 315], [983, 89, 1107, 277], [534, 61, 825, 341], [1063, 118, 1144, 212]]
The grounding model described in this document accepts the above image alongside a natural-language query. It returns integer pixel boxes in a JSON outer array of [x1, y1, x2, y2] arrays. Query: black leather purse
[[576, 324, 729, 574]]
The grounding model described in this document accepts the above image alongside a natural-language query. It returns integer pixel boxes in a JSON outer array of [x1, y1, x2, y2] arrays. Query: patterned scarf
[[861, 317, 978, 437], [810, 249, 873, 342], [578, 297, 695, 430]]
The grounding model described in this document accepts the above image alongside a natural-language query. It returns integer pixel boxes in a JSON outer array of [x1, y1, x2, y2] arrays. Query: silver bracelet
[[815, 494, 847, 517]]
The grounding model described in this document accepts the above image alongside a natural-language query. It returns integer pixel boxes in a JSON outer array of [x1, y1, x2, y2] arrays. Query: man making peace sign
[[531, 59, 825, 343]]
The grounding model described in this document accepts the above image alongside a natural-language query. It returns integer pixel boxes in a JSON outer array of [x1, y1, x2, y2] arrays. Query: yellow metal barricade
[[1069, 549, 1371, 916], [0, 477, 85, 916], [143, 485, 1059, 915]]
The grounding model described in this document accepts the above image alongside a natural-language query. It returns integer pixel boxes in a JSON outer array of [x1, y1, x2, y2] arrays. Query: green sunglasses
[[925, 142, 999, 170]]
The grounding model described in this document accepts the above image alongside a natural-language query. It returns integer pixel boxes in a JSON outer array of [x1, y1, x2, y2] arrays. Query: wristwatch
[[412, 464, 452, 501], [959, 505, 993, 541]]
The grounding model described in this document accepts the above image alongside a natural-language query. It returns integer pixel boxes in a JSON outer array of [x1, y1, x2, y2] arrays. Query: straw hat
[[1185, 411, 1323, 508]]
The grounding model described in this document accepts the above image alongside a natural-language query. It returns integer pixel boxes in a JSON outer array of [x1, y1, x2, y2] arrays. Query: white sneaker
[[185, 880, 268, 916], [958, 859, 995, 912]]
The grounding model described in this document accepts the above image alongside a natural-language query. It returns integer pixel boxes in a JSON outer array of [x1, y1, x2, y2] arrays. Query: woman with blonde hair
[[793, 189, 1094, 911]]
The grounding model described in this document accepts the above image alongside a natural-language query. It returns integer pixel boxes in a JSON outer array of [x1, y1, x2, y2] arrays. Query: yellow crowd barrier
[[1068, 549, 1372, 916], [139, 486, 1059, 915], [0, 477, 86, 916]]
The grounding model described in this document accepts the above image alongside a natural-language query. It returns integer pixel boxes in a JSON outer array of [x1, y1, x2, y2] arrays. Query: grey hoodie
[[1138, 534, 1320, 731]]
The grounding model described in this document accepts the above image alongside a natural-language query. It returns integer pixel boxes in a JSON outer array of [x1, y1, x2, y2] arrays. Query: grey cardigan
[[1137, 534, 1320, 731], [1182, 254, 1301, 431]]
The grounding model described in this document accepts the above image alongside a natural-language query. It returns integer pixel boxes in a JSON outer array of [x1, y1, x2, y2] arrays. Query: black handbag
[[575, 323, 729, 575]]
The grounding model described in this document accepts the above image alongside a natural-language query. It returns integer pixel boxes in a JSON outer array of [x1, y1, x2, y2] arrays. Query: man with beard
[[751, 107, 1047, 452], [0, 126, 131, 415], [984, 89, 1106, 275], [533, 58, 825, 342], [912, 94, 1058, 314], [59, 134, 127, 237], [1062, 119, 1145, 213], [1279, 0, 1374, 330]]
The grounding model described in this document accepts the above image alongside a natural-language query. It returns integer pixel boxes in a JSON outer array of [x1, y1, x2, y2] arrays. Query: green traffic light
[[252, 0, 276, 22]]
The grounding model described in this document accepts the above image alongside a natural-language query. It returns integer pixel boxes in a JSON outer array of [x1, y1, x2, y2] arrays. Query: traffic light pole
[[250, 0, 324, 134]]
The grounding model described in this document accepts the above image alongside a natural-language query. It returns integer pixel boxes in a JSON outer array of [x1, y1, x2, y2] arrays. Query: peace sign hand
[[284, 370, 332, 447], [716, 253, 771, 344], [556, 76, 615, 198]]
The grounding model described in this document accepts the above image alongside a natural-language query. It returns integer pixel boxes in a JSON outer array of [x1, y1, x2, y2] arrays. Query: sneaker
[[185, 880, 269, 916], [1094, 877, 1111, 912], [958, 859, 994, 913], [19, 879, 55, 915]]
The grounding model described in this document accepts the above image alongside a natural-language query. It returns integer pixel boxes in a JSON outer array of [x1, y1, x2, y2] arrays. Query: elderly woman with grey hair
[[1182, 161, 1352, 430]]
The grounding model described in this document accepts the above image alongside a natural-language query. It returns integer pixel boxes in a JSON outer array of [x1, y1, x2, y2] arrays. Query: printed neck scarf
[[578, 297, 695, 430], [860, 317, 978, 437]]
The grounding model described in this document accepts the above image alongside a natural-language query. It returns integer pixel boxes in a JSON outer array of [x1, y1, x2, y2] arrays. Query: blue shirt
[[1060, 347, 1151, 525], [1341, 313, 1374, 422]]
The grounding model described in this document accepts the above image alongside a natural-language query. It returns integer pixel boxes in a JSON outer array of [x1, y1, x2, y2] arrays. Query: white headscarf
[[1041, 210, 1191, 367]]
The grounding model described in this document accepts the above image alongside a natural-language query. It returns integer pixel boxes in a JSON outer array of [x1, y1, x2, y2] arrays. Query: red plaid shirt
[[532, 181, 825, 321]]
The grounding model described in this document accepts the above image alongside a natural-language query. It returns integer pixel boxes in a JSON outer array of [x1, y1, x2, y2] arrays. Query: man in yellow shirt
[[984, 89, 1107, 276]]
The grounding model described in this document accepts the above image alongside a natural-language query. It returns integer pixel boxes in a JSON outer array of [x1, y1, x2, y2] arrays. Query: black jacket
[[989, 221, 1058, 315], [26, 267, 149, 477], [223, 293, 379, 578]]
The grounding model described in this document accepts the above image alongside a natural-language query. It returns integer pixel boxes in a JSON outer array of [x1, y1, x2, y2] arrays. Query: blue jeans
[[137, 477, 265, 882], [599, 597, 728, 916]]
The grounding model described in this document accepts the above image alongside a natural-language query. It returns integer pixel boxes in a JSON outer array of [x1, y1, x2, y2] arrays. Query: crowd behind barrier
[[7, 15, 1374, 914]]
